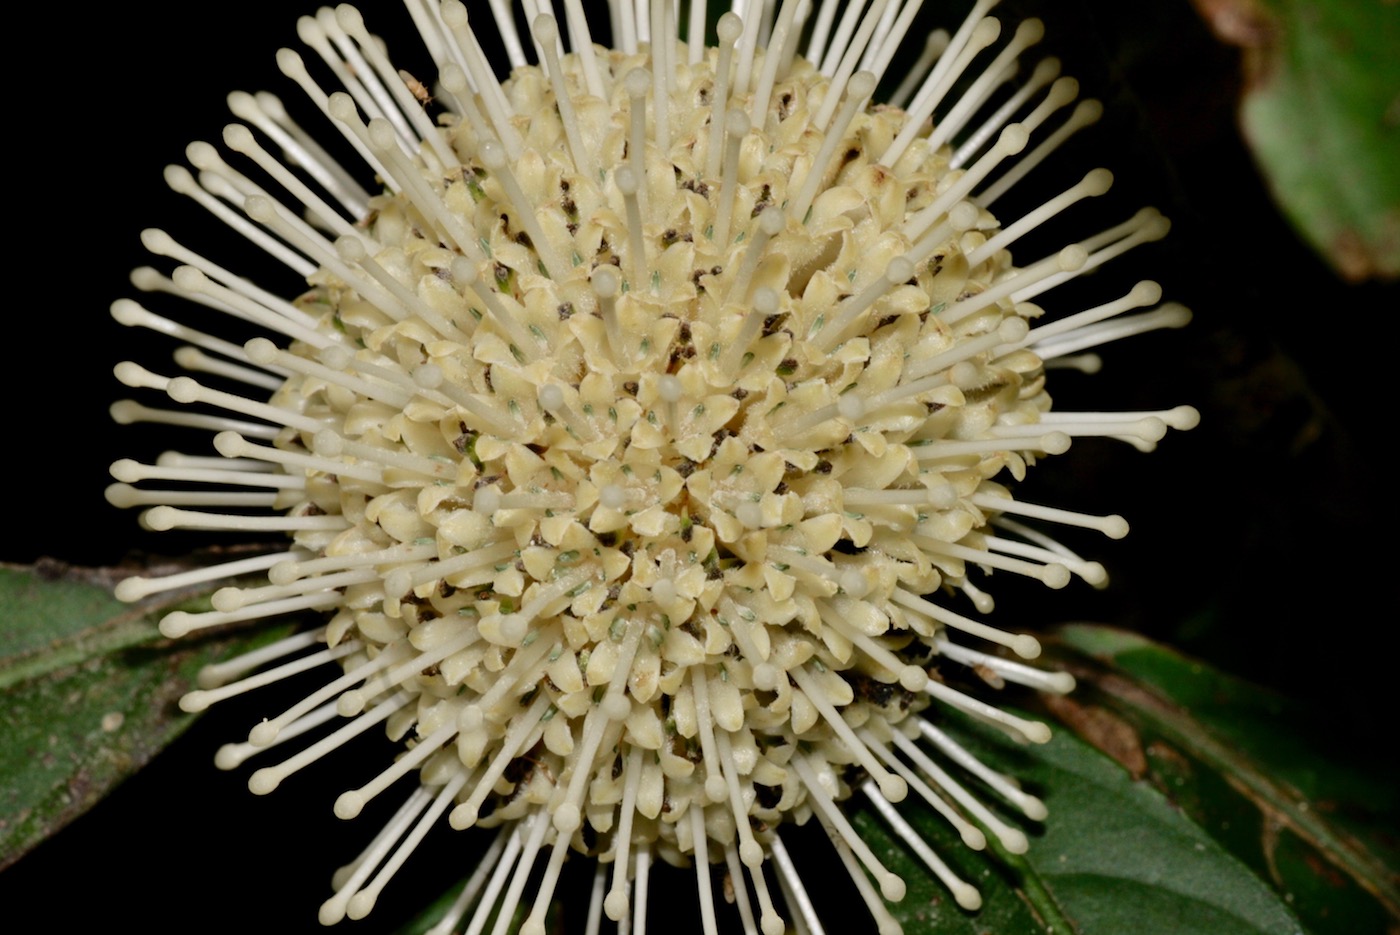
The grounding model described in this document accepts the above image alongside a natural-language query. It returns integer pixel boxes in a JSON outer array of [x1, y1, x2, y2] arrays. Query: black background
[[2, 0, 1394, 932]]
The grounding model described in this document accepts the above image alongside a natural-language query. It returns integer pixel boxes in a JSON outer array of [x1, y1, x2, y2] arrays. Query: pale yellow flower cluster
[[108, 2, 1194, 932]]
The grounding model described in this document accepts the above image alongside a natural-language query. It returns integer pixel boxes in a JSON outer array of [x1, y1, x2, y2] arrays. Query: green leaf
[[1047, 624, 1400, 935], [1209, 0, 1400, 281], [858, 705, 1306, 935], [0, 562, 286, 867]]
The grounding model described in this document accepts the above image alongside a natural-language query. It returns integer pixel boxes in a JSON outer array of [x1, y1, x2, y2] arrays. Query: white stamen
[[862, 779, 981, 911]]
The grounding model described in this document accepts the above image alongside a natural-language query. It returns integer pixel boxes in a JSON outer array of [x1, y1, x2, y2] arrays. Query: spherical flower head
[[108, 2, 1196, 932]]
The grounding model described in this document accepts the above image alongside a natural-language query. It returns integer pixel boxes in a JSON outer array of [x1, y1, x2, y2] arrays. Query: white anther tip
[[1040, 432, 1072, 455], [625, 67, 650, 97], [1011, 634, 1042, 660], [962, 827, 988, 850], [1023, 796, 1049, 821], [739, 840, 764, 868], [752, 663, 779, 691], [705, 775, 728, 802], [479, 138, 506, 169], [1032, 57, 1062, 81], [736, 502, 763, 529], [955, 885, 983, 911], [367, 119, 396, 150], [142, 506, 179, 532], [998, 316, 1030, 342], [761, 916, 785, 935], [249, 721, 280, 747], [326, 91, 357, 122], [222, 123, 255, 150], [334, 5, 364, 31], [214, 745, 244, 771], [449, 802, 479, 830], [1058, 244, 1089, 271], [1170, 405, 1201, 430], [615, 165, 639, 195], [185, 140, 219, 168], [163, 164, 195, 191], [885, 256, 914, 284], [347, 892, 377, 921], [139, 228, 174, 254], [1084, 167, 1114, 195], [604, 891, 629, 921], [159, 611, 193, 638], [1130, 280, 1163, 307], [244, 337, 279, 364], [337, 690, 366, 717], [879, 774, 908, 803], [109, 300, 144, 326], [226, 89, 256, 115], [213, 431, 246, 458], [839, 570, 869, 598], [248, 768, 280, 795], [210, 587, 246, 612], [879, 873, 906, 902], [166, 375, 201, 404], [440, 63, 467, 93], [113, 361, 148, 387], [130, 267, 165, 291], [717, 12, 743, 42], [1140, 417, 1168, 442], [591, 265, 620, 295], [848, 70, 878, 100], [335, 235, 366, 261], [531, 12, 558, 43], [113, 576, 148, 602], [412, 363, 443, 389], [899, 666, 929, 692], [601, 694, 631, 721], [657, 375, 683, 403], [598, 484, 626, 511], [1024, 721, 1053, 744], [243, 195, 276, 223], [440, 1, 465, 25], [318, 901, 347, 927], [275, 47, 306, 76], [553, 803, 582, 834], [997, 123, 1029, 155], [1082, 562, 1109, 587], [949, 201, 980, 230], [538, 383, 565, 411], [313, 429, 345, 457], [1041, 563, 1071, 589], [103, 483, 138, 508], [171, 265, 207, 293], [178, 691, 210, 713], [334, 791, 366, 820], [1002, 829, 1031, 854]]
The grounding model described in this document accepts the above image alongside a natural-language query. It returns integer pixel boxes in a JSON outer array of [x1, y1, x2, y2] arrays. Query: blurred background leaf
[[1192, 0, 1400, 281], [1045, 624, 1400, 934], [0, 563, 288, 867]]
